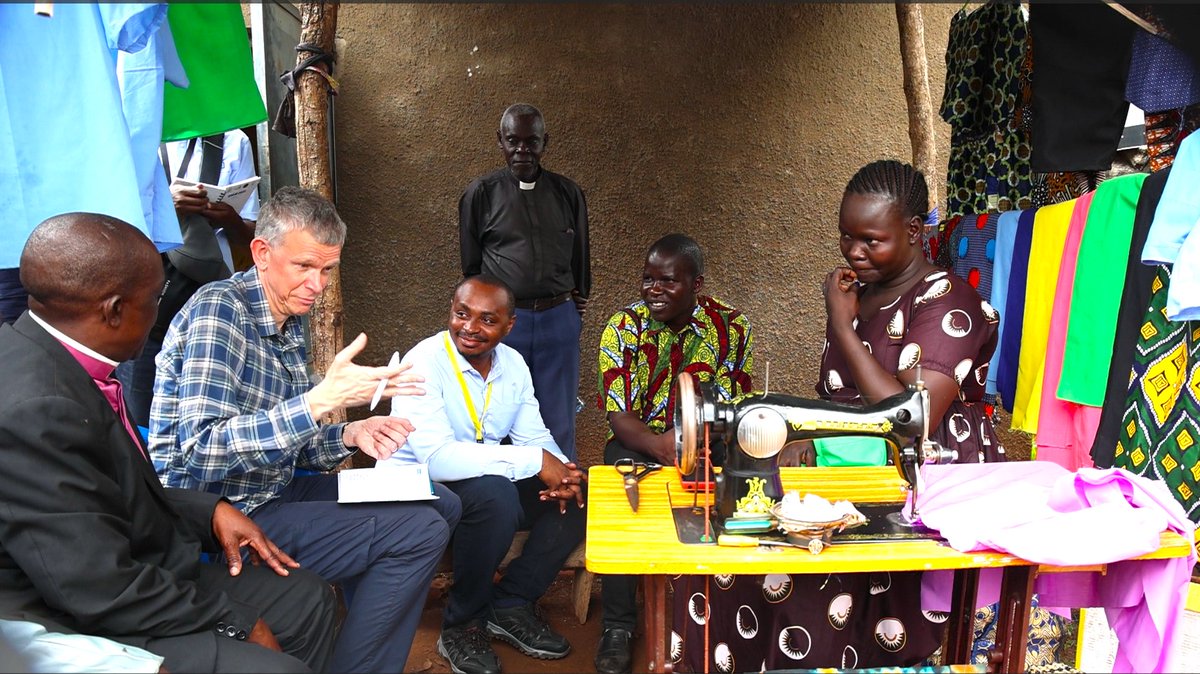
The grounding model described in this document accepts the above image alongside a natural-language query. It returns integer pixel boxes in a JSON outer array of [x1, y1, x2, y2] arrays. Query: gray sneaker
[[437, 621, 501, 674], [486, 603, 570, 659]]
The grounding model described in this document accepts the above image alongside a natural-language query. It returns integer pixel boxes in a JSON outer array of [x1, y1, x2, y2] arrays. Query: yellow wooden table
[[585, 466, 1193, 673]]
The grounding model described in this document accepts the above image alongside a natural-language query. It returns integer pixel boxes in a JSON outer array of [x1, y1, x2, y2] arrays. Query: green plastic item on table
[[813, 436, 887, 467]]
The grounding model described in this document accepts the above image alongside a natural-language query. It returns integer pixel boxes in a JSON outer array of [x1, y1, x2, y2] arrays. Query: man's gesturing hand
[[211, 501, 299, 577], [306, 333, 425, 419]]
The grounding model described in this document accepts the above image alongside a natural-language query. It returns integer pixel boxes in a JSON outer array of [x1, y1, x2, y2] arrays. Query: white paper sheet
[[337, 465, 438, 503]]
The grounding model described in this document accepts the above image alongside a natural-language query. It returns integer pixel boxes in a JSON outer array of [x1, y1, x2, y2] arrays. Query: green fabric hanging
[[1057, 172, 1147, 406], [162, 3, 266, 141]]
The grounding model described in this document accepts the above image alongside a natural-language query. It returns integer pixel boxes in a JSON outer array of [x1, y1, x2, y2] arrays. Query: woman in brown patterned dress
[[671, 161, 1005, 673], [819, 159, 1004, 464]]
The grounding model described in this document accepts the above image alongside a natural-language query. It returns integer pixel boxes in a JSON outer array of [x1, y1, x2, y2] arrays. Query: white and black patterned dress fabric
[[670, 571, 944, 672]]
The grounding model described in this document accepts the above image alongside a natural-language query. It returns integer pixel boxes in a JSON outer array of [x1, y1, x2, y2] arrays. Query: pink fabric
[[57, 340, 147, 460], [1035, 191, 1098, 470], [914, 462, 1195, 673]]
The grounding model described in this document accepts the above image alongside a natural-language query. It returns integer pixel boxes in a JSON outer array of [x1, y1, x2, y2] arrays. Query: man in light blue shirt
[[379, 274, 585, 674]]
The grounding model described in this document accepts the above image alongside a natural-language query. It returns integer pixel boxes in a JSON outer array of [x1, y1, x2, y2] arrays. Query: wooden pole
[[895, 2, 941, 219], [295, 2, 344, 426]]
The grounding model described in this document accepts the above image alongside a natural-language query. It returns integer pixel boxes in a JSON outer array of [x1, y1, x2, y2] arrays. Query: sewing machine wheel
[[675, 373, 700, 474]]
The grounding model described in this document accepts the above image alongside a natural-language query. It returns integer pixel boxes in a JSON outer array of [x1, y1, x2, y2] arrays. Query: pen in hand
[[369, 352, 401, 411]]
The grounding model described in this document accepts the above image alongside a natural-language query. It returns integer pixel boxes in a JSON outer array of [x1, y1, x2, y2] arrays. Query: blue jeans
[[502, 301, 582, 461], [249, 474, 460, 672], [441, 475, 587, 627]]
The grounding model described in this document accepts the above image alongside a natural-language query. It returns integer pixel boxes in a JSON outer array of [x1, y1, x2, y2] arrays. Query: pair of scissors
[[615, 457, 661, 512]]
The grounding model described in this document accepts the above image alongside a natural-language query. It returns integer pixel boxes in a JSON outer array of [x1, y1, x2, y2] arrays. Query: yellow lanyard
[[444, 333, 493, 442]]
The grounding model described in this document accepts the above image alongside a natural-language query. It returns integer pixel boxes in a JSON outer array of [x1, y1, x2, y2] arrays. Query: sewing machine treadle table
[[585, 466, 1193, 673]]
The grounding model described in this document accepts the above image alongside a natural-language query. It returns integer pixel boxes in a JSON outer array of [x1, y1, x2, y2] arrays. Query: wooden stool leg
[[573, 568, 594, 624]]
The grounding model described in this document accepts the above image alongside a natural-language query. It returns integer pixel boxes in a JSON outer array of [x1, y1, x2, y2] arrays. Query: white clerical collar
[[29, 311, 118, 366], [518, 180, 536, 191]]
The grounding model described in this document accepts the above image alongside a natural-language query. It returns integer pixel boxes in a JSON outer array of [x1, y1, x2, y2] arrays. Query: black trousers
[[598, 439, 655, 631], [441, 475, 587, 628], [119, 563, 336, 673]]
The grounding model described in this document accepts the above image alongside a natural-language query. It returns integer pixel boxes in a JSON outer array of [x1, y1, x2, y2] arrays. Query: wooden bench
[[437, 532, 593, 624]]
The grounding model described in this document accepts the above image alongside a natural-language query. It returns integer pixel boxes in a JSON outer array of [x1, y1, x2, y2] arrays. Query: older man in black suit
[[0, 213, 334, 672]]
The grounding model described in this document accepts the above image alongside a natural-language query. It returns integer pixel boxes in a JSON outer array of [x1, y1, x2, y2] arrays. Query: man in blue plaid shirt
[[148, 187, 460, 673]]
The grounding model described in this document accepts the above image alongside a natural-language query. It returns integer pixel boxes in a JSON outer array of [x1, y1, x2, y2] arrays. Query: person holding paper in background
[[149, 187, 460, 673], [378, 274, 586, 674], [117, 129, 261, 428]]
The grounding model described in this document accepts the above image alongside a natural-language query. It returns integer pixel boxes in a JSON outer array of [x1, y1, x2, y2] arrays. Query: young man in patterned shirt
[[594, 233, 754, 674]]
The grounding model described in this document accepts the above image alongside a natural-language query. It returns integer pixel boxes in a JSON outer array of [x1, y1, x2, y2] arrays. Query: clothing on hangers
[[1090, 169, 1171, 468], [1011, 199, 1077, 434], [1029, 3, 1134, 172], [1058, 173, 1149, 408], [986, 210, 1022, 399], [1143, 132, 1200, 320], [996, 209, 1035, 411], [1033, 191, 1095, 470], [941, 1, 1031, 218]]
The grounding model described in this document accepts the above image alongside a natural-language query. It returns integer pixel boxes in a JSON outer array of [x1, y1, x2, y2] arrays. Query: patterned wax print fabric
[[1144, 106, 1200, 173], [1011, 199, 1077, 434], [929, 215, 962, 269], [670, 571, 944, 672], [966, 597, 1065, 670], [597, 295, 753, 437], [0, 3, 171, 268], [1030, 170, 1100, 209], [1113, 265, 1200, 525], [941, 1, 1032, 218], [951, 210, 997, 419], [950, 213, 999, 301], [817, 270, 1004, 464]]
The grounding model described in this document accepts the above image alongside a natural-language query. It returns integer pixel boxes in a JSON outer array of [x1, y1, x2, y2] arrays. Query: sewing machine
[[673, 374, 957, 535]]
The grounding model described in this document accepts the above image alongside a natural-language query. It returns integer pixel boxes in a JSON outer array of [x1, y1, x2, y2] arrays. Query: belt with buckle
[[514, 291, 572, 312]]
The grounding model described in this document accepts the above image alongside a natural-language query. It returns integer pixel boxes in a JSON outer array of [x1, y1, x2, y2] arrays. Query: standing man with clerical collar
[[594, 233, 754, 674], [379, 274, 586, 674], [459, 103, 591, 463]]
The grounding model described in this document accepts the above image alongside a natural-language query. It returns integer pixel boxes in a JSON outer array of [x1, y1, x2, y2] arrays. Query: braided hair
[[844, 159, 929, 222]]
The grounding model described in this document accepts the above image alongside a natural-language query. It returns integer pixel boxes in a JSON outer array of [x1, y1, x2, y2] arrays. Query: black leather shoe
[[438, 621, 501, 674], [487, 603, 570, 659], [594, 627, 633, 674]]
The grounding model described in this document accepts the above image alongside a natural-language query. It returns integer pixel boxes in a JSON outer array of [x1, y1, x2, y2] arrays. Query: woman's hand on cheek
[[823, 267, 860, 329]]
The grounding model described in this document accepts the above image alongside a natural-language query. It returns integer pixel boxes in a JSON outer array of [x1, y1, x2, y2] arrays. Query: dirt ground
[[403, 573, 647, 674]]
